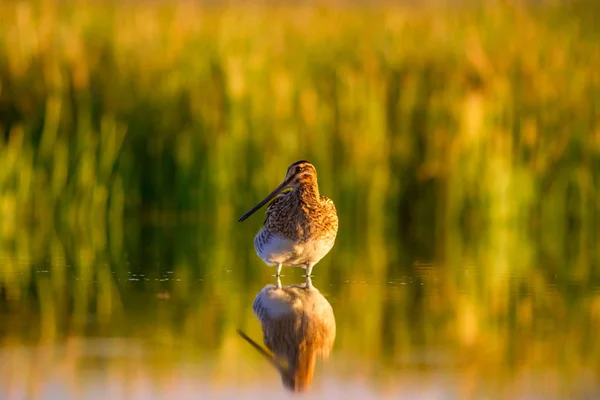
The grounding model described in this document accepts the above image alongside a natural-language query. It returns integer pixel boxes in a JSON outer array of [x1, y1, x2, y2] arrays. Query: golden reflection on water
[[238, 277, 336, 393], [0, 222, 599, 399]]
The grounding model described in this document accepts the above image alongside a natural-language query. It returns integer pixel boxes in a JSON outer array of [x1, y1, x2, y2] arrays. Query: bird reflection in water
[[237, 277, 336, 392]]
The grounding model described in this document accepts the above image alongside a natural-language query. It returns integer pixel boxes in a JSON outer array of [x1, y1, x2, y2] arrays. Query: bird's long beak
[[236, 329, 291, 377], [238, 179, 289, 222]]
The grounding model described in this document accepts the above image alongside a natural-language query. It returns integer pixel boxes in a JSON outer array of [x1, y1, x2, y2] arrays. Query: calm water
[[0, 220, 599, 400]]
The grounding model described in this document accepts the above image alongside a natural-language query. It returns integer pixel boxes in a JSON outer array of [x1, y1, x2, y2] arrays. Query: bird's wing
[[320, 195, 337, 212]]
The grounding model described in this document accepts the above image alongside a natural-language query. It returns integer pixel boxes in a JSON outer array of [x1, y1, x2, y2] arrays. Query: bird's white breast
[[254, 229, 335, 267]]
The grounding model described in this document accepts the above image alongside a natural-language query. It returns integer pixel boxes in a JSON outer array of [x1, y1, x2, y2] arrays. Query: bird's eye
[[296, 166, 303, 173]]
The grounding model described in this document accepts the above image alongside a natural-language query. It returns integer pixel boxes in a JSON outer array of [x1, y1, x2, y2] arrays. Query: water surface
[[0, 221, 598, 399]]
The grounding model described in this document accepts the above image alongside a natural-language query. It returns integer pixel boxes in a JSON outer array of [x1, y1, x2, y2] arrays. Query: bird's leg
[[305, 275, 313, 289], [306, 263, 314, 277], [276, 276, 282, 289], [275, 263, 282, 277]]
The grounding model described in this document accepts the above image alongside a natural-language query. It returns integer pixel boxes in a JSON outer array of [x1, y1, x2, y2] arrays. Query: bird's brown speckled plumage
[[239, 161, 338, 276], [263, 175, 338, 243]]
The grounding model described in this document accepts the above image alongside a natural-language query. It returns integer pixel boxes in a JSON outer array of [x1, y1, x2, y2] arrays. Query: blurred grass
[[0, 0, 598, 232], [0, 0, 600, 397]]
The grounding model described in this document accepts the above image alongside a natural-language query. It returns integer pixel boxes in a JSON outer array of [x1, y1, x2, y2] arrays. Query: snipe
[[238, 160, 338, 277]]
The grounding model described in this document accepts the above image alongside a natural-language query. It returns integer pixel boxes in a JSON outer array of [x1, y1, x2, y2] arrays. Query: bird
[[237, 277, 336, 392], [238, 160, 338, 278]]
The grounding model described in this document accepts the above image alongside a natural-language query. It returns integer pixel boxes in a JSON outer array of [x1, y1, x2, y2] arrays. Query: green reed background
[[1, 0, 598, 231], [1, 0, 600, 395]]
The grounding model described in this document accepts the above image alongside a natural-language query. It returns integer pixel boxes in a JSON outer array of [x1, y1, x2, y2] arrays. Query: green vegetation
[[1, 1, 598, 229], [0, 0, 599, 397]]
